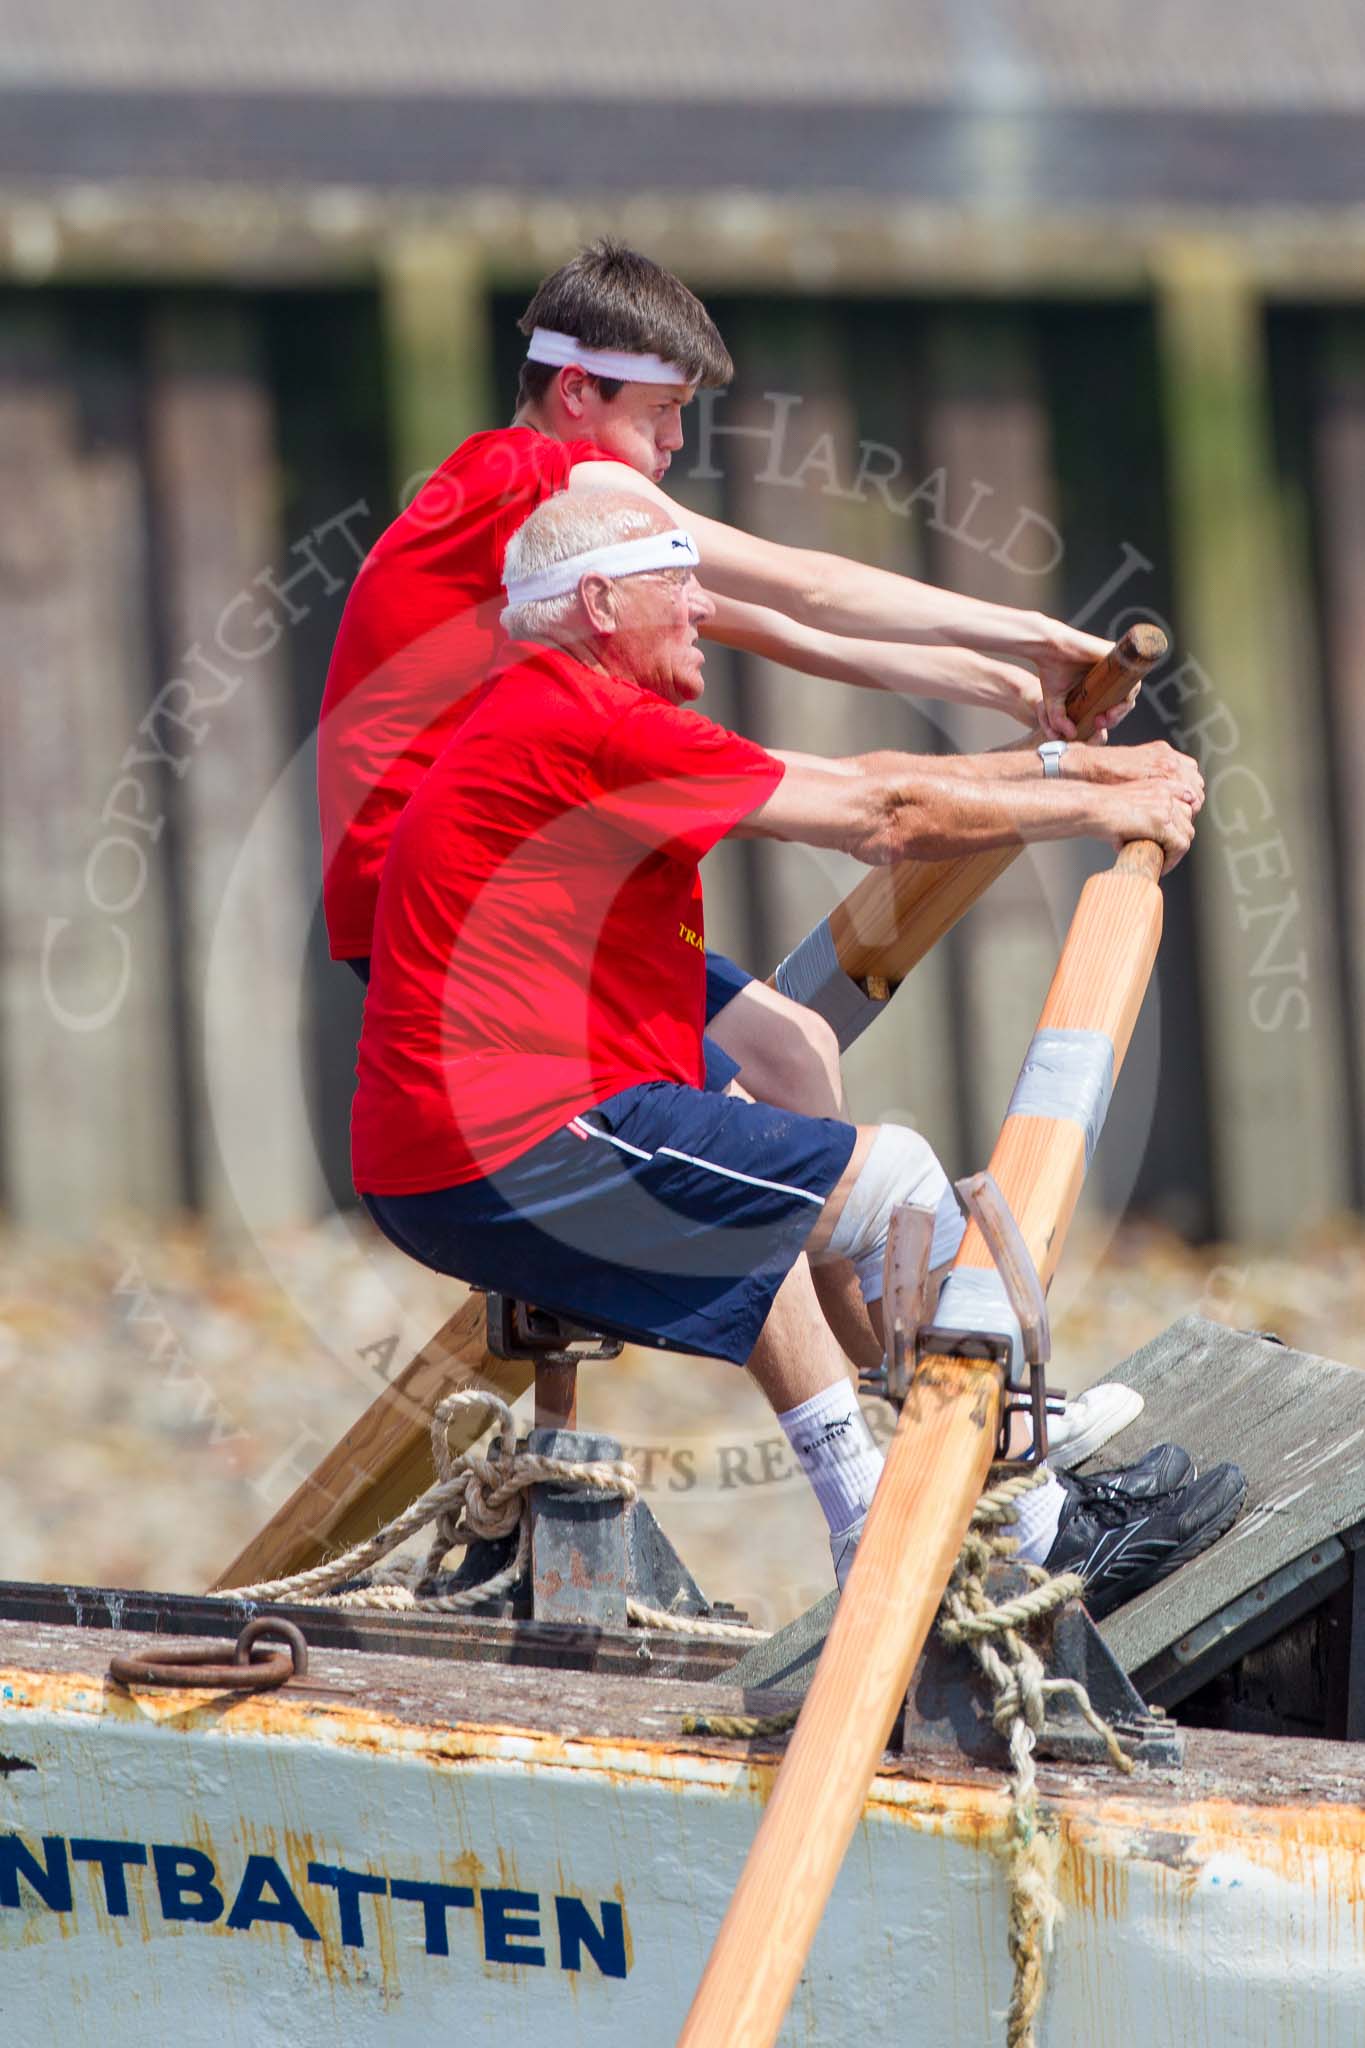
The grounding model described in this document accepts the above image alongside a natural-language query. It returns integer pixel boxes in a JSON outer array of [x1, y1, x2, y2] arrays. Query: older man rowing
[[352, 491, 1244, 1615]]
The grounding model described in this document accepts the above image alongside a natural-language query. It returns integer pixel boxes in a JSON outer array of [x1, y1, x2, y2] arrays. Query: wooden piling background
[[0, 269, 1359, 1243]]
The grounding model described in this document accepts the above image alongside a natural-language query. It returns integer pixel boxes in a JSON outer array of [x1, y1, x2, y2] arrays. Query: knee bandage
[[813, 1124, 964, 1307]]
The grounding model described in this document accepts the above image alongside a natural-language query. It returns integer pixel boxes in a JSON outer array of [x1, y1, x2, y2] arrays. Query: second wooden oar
[[773, 622, 1166, 1025], [210, 1294, 524, 1590], [677, 835, 1167, 2048]]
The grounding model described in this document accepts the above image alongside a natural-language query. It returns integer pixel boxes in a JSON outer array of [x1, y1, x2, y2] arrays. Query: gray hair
[[500, 489, 667, 641]]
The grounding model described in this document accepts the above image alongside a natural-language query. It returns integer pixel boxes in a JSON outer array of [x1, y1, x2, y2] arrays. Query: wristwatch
[[1037, 740, 1068, 779]]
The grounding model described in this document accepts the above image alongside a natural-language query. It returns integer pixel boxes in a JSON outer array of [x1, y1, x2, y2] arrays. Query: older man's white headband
[[504, 529, 701, 609], [526, 326, 689, 386]]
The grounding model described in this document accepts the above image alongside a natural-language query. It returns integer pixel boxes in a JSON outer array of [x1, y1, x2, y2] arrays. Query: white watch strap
[[1038, 741, 1067, 779]]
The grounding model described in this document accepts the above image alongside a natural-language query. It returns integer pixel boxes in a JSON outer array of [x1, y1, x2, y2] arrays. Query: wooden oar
[[210, 1293, 525, 1591], [215, 627, 1163, 1593], [782, 622, 1166, 1009], [676, 835, 1166, 2048]]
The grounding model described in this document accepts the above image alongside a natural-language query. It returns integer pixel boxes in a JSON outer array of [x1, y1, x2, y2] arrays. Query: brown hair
[[516, 239, 733, 408]]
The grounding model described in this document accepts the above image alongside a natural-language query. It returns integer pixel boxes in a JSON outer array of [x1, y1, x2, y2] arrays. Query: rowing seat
[[469, 1291, 746, 1635], [483, 1291, 623, 1430]]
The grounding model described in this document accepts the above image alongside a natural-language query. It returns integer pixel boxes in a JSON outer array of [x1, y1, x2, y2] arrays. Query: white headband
[[504, 528, 701, 609], [526, 326, 690, 386]]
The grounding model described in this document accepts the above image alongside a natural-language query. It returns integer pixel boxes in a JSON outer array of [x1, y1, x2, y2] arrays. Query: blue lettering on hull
[[0, 1831, 629, 1979]]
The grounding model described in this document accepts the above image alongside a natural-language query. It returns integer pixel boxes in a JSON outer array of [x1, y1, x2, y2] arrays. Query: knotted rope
[[226, 1388, 765, 1639], [939, 1465, 1134, 2048], [685, 1467, 1135, 2048]]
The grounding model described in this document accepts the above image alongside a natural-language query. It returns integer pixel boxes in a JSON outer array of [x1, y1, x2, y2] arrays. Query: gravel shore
[[3, 1214, 1361, 1631]]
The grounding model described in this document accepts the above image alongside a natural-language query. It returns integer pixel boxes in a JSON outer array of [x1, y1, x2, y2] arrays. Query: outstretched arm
[[569, 458, 1126, 738], [765, 740, 1204, 810], [849, 739, 1205, 804], [704, 593, 1044, 728], [737, 754, 1199, 875]]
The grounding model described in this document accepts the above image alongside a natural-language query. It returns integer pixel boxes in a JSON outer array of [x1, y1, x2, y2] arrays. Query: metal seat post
[[534, 1358, 579, 1431]]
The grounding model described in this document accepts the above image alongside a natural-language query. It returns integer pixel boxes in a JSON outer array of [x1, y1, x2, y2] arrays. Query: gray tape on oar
[[927, 1266, 1023, 1381], [772, 917, 889, 1052], [1005, 1027, 1115, 1168]]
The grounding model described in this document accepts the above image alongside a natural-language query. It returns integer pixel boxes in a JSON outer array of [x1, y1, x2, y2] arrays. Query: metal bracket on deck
[[904, 1556, 1184, 1768], [863, 1174, 1063, 1467], [726, 1570, 1183, 1770], [448, 1430, 748, 1636]]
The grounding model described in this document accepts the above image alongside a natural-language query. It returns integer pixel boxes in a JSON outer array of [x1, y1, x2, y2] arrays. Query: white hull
[[3, 1619, 1365, 2045]]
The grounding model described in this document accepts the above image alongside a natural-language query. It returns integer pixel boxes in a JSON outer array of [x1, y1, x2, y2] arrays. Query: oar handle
[[1063, 622, 1168, 737], [1116, 840, 1164, 883]]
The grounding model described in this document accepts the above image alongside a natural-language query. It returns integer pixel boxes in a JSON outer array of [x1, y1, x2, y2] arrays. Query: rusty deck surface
[[6, 1614, 1365, 1816]]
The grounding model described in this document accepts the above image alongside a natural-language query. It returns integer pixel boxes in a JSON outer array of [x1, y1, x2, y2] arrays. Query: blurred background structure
[[3, 0, 1365, 1245], [1, 4, 1363, 1605]]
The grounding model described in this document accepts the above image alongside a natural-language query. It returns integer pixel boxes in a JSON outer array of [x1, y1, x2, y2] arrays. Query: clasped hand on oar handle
[[1061, 621, 1168, 736]]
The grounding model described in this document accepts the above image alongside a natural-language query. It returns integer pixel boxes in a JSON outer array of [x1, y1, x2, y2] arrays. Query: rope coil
[[226, 1388, 764, 1638]]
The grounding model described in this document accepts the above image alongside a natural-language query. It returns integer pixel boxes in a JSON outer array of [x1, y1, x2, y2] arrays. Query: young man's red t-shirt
[[351, 644, 785, 1195], [318, 426, 607, 962]]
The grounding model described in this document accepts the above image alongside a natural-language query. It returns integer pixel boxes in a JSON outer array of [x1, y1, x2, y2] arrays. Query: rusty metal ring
[[109, 1616, 309, 1692]]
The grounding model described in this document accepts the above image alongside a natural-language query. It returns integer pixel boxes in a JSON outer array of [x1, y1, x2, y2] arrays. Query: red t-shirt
[[318, 426, 608, 961], [351, 644, 785, 1194]]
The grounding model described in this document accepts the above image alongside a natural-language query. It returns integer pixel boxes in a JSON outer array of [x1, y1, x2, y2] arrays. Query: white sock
[[778, 1381, 884, 1537], [1011, 1470, 1068, 1564]]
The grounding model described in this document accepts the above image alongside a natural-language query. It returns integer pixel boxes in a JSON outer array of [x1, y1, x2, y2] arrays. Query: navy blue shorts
[[704, 950, 753, 1021], [702, 950, 753, 1092], [347, 953, 748, 1094], [364, 1081, 856, 1366]]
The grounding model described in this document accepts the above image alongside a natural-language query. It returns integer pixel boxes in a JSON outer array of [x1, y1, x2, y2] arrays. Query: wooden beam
[[728, 309, 883, 961], [18, 189, 1365, 305], [1154, 240, 1350, 1237], [380, 231, 493, 504], [724, 306, 964, 1155], [210, 1294, 533, 1591], [678, 834, 1166, 2048], [917, 310, 1068, 1165], [0, 302, 180, 1227], [145, 299, 320, 1228], [1312, 313, 1365, 1201]]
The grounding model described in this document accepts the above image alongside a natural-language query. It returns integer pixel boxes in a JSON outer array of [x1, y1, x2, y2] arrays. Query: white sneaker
[[1045, 1384, 1144, 1471], [830, 1514, 866, 1593]]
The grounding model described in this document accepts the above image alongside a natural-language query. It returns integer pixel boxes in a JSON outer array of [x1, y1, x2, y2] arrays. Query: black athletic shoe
[[1045, 1460, 1247, 1620], [1068, 1442, 1194, 1502]]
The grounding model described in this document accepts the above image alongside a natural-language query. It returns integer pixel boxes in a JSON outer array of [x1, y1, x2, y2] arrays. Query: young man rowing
[[351, 491, 1245, 1613], [320, 241, 1167, 1451], [321, 243, 1141, 1062]]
